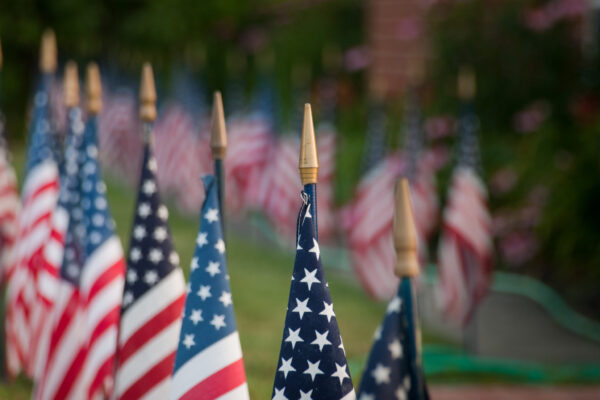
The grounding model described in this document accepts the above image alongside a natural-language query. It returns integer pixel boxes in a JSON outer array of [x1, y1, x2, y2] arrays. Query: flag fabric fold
[[114, 140, 186, 400], [437, 166, 493, 324], [271, 195, 355, 400], [357, 280, 429, 400], [171, 175, 249, 400], [4, 76, 60, 378]]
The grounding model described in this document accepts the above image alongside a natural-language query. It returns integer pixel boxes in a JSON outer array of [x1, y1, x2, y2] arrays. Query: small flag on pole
[[113, 63, 186, 400], [171, 175, 249, 400], [437, 68, 493, 324], [4, 29, 60, 378], [271, 195, 355, 400], [357, 180, 429, 400]]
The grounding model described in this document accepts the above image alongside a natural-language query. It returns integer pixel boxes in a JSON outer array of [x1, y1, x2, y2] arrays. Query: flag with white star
[[357, 280, 429, 400], [113, 141, 186, 399], [171, 175, 249, 399], [271, 195, 356, 400]]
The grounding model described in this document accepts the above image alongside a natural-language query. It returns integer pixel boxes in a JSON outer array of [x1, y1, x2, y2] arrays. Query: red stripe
[[88, 353, 115, 399], [118, 293, 185, 364], [179, 358, 247, 400], [87, 258, 125, 303], [47, 289, 79, 364], [53, 344, 87, 400], [119, 351, 176, 400]]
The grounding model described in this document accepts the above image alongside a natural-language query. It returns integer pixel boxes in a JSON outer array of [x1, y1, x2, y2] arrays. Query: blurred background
[[1, 0, 600, 398]]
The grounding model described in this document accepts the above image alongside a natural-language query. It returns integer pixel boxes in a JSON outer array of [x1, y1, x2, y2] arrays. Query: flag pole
[[40, 29, 57, 78], [457, 66, 479, 354], [139, 62, 157, 143], [64, 61, 79, 110], [210, 91, 227, 236], [393, 178, 426, 399], [86, 62, 102, 118], [299, 104, 319, 238]]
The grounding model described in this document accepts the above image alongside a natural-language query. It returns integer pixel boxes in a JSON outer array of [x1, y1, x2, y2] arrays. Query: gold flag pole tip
[[86, 63, 102, 115], [210, 91, 228, 160], [299, 103, 319, 185], [393, 179, 420, 278], [64, 61, 79, 108], [139, 62, 157, 122], [40, 29, 57, 74]]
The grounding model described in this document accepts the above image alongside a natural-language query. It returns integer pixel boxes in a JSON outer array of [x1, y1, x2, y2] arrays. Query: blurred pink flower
[[425, 115, 456, 140], [524, 0, 586, 32], [344, 46, 370, 72], [513, 100, 551, 133], [499, 231, 539, 266], [490, 167, 518, 196]]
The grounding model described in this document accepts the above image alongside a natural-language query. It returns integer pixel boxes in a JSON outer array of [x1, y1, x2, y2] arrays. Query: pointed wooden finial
[[139, 62, 157, 122], [210, 91, 227, 159], [86, 62, 102, 115], [458, 66, 476, 101], [393, 179, 420, 277], [64, 61, 79, 108], [299, 104, 319, 185], [40, 29, 57, 74]]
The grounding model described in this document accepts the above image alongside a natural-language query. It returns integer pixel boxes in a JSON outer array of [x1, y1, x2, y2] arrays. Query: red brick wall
[[367, 0, 429, 98]]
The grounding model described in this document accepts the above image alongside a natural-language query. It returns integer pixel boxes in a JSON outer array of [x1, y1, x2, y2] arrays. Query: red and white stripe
[[314, 124, 336, 242], [37, 237, 125, 399], [341, 154, 405, 300], [4, 159, 60, 378], [226, 113, 271, 214], [0, 147, 19, 278], [170, 332, 249, 400], [114, 269, 186, 400], [98, 91, 142, 183], [154, 105, 211, 213], [437, 167, 493, 324]]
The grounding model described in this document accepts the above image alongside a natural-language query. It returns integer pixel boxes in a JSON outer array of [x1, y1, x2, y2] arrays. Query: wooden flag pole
[[86, 63, 102, 116], [210, 91, 227, 236], [64, 61, 79, 109], [40, 29, 57, 75], [139, 62, 157, 143], [299, 104, 319, 238], [393, 178, 426, 399]]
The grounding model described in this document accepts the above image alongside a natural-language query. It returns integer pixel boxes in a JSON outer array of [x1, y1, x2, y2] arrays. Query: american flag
[[340, 155, 405, 300], [98, 88, 142, 184], [4, 77, 60, 378], [256, 133, 337, 243], [225, 113, 271, 214], [271, 195, 355, 400], [153, 104, 210, 213], [0, 120, 19, 278], [171, 175, 249, 399], [113, 140, 186, 399], [437, 107, 493, 324], [34, 106, 87, 399], [357, 281, 429, 400]]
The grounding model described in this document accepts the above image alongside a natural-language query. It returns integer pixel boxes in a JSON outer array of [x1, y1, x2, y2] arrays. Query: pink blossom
[[490, 167, 518, 196], [513, 100, 551, 133], [425, 115, 456, 140], [499, 231, 539, 266], [344, 46, 370, 72]]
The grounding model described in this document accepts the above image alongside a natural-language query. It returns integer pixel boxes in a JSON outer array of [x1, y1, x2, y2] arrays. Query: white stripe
[[73, 325, 118, 399], [22, 161, 58, 199], [139, 377, 171, 400], [80, 236, 123, 292], [341, 390, 357, 400], [40, 288, 84, 400], [119, 268, 185, 345], [114, 318, 182, 397], [215, 382, 250, 400], [86, 276, 124, 338], [43, 237, 65, 270], [37, 269, 59, 301], [170, 332, 244, 400]]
